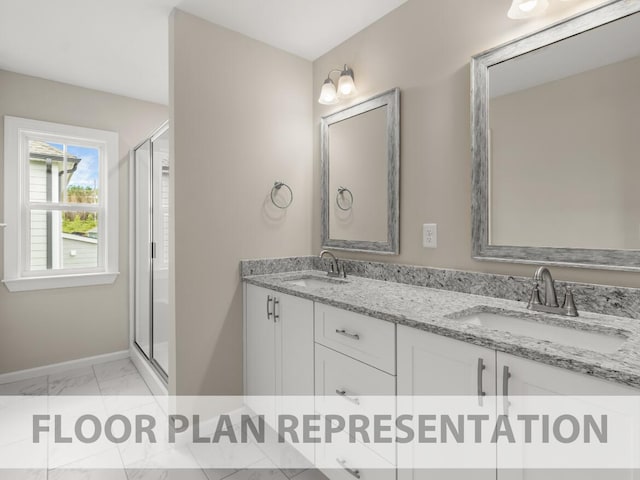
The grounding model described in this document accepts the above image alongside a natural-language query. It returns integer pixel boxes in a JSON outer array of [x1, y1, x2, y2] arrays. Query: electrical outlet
[[423, 224, 437, 248]]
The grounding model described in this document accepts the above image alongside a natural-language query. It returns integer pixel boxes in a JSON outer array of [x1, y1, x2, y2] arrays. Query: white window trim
[[3, 116, 119, 292]]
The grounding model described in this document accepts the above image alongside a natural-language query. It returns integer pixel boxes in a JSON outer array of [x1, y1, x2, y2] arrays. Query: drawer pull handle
[[335, 329, 360, 340], [266, 296, 273, 320], [273, 297, 280, 322], [502, 365, 511, 415], [336, 458, 360, 479], [477, 358, 486, 406], [336, 389, 360, 405]]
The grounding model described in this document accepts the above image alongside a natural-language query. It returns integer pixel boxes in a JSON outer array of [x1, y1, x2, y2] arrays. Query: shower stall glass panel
[[151, 128, 170, 375], [133, 122, 169, 381], [134, 139, 152, 358]]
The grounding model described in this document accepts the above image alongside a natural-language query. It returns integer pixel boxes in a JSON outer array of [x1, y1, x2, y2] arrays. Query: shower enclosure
[[131, 122, 170, 382]]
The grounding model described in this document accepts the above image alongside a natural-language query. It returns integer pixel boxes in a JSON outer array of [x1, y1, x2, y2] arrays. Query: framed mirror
[[471, 1, 640, 271], [321, 88, 400, 254]]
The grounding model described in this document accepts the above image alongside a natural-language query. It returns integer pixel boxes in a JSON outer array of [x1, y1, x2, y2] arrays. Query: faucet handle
[[527, 283, 542, 308], [561, 287, 579, 317]]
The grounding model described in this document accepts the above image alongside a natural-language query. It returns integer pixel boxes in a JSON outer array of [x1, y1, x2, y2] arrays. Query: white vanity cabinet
[[397, 326, 497, 480], [244, 284, 315, 418], [244, 280, 639, 480], [496, 353, 640, 480], [497, 351, 638, 397], [397, 325, 496, 396], [315, 303, 397, 480], [397, 325, 640, 480]]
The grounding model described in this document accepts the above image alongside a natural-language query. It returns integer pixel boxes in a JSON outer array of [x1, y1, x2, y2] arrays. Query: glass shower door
[[151, 128, 169, 375], [134, 140, 152, 359], [133, 122, 169, 380]]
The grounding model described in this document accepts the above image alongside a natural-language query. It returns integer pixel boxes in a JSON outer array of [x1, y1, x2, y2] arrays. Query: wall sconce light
[[318, 65, 357, 105], [508, 0, 550, 19], [508, 0, 576, 19]]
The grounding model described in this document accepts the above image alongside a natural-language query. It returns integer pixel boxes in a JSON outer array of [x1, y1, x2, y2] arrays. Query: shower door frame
[[130, 120, 169, 384]]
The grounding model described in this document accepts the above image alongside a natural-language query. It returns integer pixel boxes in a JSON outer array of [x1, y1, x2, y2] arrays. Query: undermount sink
[[453, 310, 626, 354], [284, 275, 346, 288]]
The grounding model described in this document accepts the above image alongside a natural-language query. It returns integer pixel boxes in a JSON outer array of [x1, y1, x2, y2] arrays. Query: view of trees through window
[[28, 139, 101, 270], [62, 186, 99, 237], [63, 211, 98, 236]]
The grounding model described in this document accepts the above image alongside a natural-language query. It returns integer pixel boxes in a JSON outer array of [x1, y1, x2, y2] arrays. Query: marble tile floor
[[0, 359, 329, 480]]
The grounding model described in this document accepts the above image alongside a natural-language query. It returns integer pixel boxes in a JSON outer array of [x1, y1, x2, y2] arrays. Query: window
[[3, 116, 119, 291]]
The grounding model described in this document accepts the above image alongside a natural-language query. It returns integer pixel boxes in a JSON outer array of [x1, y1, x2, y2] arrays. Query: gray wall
[[167, 0, 636, 396], [170, 10, 313, 395], [311, 0, 640, 289], [0, 69, 167, 374]]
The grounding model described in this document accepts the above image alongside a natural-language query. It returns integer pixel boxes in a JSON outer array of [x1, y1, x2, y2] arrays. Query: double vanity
[[242, 257, 640, 480], [242, 2, 640, 479]]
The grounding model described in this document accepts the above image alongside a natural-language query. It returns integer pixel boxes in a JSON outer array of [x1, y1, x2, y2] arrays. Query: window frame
[[3, 116, 119, 291]]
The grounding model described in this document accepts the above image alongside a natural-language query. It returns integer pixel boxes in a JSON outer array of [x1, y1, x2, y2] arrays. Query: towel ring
[[271, 181, 293, 209], [336, 187, 353, 211]]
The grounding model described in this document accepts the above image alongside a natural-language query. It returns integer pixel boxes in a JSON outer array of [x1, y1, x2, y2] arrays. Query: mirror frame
[[321, 87, 400, 254], [471, 0, 640, 271]]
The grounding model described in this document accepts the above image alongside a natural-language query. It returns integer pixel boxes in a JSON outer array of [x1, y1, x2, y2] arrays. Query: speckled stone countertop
[[244, 270, 640, 390]]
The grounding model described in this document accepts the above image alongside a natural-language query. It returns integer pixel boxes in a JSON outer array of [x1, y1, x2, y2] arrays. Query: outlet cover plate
[[423, 224, 437, 248]]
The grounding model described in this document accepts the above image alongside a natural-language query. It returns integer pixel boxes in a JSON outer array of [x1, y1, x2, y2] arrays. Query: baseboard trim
[[130, 347, 168, 396], [0, 350, 130, 385]]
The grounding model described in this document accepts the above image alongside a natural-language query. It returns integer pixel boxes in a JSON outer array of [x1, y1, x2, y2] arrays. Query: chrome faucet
[[319, 250, 345, 278], [534, 267, 559, 307], [527, 266, 578, 317]]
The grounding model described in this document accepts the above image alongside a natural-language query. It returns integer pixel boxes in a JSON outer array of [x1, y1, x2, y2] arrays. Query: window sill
[[3, 272, 119, 292]]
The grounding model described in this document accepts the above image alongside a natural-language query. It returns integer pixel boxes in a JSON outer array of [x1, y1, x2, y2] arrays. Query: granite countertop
[[244, 270, 640, 390]]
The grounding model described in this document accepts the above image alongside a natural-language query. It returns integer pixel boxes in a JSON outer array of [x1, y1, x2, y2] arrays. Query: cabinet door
[[274, 291, 315, 465], [244, 283, 277, 428], [397, 326, 497, 480], [276, 292, 315, 396], [245, 286, 314, 398], [245, 284, 276, 395], [497, 352, 640, 480]]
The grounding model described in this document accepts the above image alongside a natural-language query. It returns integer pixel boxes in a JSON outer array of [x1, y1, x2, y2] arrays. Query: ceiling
[[0, 0, 407, 105]]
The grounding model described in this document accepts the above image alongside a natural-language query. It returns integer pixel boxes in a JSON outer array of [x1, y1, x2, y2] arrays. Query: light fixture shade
[[507, 0, 549, 19], [337, 66, 356, 98], [318, 78, 338, 105]]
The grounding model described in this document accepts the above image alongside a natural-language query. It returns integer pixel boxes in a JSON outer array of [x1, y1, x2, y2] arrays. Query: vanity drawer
[[315, 344, 396, 464], [315, 344, 396, 406], [314, 303, 396, 374], [316, 430, 396, 480]]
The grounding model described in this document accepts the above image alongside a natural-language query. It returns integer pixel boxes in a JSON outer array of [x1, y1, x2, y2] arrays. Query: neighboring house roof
[[29, 140, 81, 163]]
